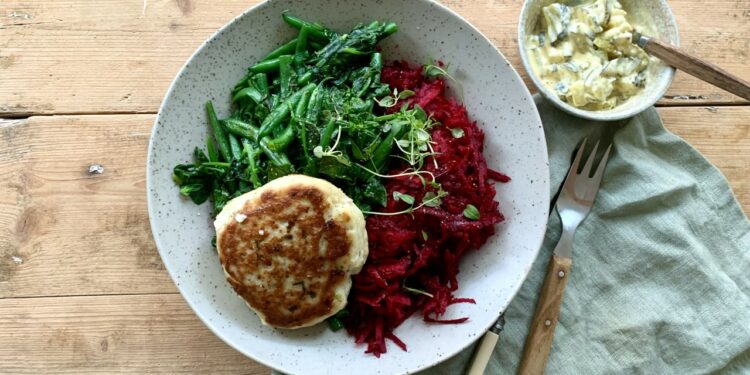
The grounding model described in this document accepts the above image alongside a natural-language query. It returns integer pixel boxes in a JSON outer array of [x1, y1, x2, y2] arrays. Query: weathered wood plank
[[0, 293, 269, 374], [0, 108, 747, 299], [0, 114, 174, 298], [659, 106, 750, 210], [0, 0, 748, 116]]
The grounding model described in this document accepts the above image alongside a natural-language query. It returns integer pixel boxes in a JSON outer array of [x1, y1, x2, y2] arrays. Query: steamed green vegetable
[[173, 13, 437, 215]]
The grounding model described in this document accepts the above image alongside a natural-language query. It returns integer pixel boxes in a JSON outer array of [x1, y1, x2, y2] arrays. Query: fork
[[518, 140, 612, 374]]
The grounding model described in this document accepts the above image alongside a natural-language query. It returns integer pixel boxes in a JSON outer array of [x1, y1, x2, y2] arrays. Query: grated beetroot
[[343, 61, 510, 357]]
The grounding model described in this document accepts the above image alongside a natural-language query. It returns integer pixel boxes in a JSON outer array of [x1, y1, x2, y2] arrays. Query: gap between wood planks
[[0, 110, 159, 120], [1, 102, 749, 120], [0, 291, 179, 301]]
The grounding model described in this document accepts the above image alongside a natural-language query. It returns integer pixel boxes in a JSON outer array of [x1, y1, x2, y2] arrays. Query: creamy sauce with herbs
[[526, 0, 655, 110]]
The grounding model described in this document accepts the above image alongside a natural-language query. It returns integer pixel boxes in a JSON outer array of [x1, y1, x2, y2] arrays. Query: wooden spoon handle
[[518, 255, 572, 375], [642, 38, 750, 101]]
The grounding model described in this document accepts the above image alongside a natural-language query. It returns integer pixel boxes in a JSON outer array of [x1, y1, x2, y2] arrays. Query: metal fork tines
[[554, 139, 612, 258], [518, 139, 612, 374]]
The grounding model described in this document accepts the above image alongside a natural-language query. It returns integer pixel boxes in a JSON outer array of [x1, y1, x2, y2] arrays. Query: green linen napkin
[[273, 97, 750, 374]]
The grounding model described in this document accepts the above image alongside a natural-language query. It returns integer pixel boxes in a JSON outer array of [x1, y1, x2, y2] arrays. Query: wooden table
[[0, 1, 747, 373]]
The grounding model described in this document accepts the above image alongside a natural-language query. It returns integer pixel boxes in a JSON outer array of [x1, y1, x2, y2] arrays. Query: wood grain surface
[[0, 294, 265, 374], [0, 0, 748, 374], [1, 0, 749, 117]]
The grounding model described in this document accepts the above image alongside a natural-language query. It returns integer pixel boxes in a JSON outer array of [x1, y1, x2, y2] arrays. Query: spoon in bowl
[[633, 32, 750, 101]]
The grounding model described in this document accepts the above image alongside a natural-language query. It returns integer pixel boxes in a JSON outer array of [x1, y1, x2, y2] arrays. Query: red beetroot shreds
[[343, 61, 509, 357]]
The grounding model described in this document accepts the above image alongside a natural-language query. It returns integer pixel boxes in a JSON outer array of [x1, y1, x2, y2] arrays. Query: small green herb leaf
[[422, 189, 447, 208], [424, 59, 464, 101], [463, 204, 480, 220], [421, 230, 429, 241], [375, 96, 397, 107], [374, 89, 416, 108], [450, 127, 465, 138], [397, 89, 415, 100], [393, 191, 415, 205]]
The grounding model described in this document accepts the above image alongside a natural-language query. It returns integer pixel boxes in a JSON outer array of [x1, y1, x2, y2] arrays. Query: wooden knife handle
[[643, 38, 750, 101], [518, 255, 572, 375], [466, 330, 500, 375]]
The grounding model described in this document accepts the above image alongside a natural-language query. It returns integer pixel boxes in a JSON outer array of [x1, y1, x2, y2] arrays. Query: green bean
[[257, 83, 315, 139], [309, 40, 325, 51], [295, 26, 309, 56], [241, 141, 262, 189], [296, 71, 312, 85], [200, 161, 231, 169], [260, 141, 291, 166], [319, 118, 337, 149], [206, 101, 231, 162], [232, 86, 264, 104], [265, 125, 295, 151], [304, 82, 324, 124], [372, 122, 404, 170], [270, 93, 280, 110], [293, 88, 312, 121], [374, 113, 398, 122], [250, 57, 281, 74], [278, 55, 293, 98], [233, 75, 250, 92], [228, 118, 290, 166], [206, 137, 218, 162], [268, 88, 311, 151], [327, 317, 344, 331], [228, 133, 242, 160], [253, 73, 269, 98], [223, 118, 259, 139], [293, 26, 311, 70], [383, 22, 398, 36], [260, 38, 298, 62], [282, 13, 334, 43]]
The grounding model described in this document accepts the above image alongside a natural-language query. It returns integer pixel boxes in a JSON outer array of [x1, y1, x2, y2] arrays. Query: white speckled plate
[[147, 1, 549, 374]]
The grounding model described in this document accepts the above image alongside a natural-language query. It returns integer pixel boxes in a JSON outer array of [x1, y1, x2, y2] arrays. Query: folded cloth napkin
[[273, 97, 750, 374]]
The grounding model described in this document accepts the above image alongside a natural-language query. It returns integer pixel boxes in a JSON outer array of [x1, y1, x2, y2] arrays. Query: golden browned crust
[[218, 186, 354, 329]]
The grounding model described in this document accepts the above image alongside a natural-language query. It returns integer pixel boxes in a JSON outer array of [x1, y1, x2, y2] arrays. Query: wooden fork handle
[[518, 255, 572, 375], [642, 38, 750, 101]]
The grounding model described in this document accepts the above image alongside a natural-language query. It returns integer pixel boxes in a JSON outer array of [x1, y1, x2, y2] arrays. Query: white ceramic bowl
[[518, 0, 680, 121], [147, 1, 549, 374]]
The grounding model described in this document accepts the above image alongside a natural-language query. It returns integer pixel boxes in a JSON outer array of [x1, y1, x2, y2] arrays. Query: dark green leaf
[[267, 163, 294, 181], [179, 183, 211, 204], [194, 147, 209, 165], [363, 178, 387, 207]]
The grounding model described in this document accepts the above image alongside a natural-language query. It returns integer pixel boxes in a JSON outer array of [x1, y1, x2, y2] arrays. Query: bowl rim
[[517, 0, 680, 121], [147, 0, 550, 373]]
